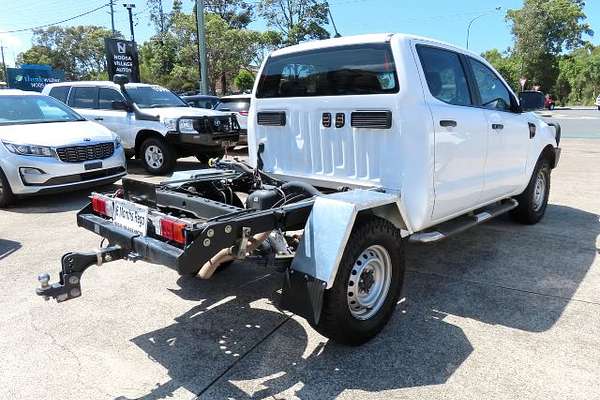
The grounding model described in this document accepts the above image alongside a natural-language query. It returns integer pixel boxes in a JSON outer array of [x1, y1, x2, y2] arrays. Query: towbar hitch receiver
[[35, 245, 125, 302]]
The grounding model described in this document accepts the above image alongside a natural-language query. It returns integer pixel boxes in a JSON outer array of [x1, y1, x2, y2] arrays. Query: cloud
[[0, 30, 31, 66]]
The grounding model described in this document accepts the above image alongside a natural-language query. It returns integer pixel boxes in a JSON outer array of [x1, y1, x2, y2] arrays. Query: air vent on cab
[[257, 111, 286, 126], [351, 111, 392, 129]]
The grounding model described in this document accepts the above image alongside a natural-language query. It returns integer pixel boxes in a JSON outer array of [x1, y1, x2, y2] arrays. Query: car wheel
[[141, 137, 176, 175], [313, 217, 405, 345], [0, 168, 15, 208], [511, 157, 551, 225]]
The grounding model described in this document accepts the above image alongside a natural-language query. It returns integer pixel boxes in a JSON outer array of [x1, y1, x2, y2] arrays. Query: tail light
[[91, 194, 112, 217], [159, 218, 187, 245], [239, 110, 249, 116]]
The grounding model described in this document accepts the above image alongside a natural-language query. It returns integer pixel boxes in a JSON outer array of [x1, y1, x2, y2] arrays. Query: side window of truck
[[98, 88, 125, 110], [469, 59, 512, 112], [69, 87, 99, 109], [48, 86, 71, 104], [417, 45, 472, 106]]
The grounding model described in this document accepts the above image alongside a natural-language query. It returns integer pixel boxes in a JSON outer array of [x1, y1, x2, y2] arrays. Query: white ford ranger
[[43, 76, 239, 175], [37, 34, 560, 346]]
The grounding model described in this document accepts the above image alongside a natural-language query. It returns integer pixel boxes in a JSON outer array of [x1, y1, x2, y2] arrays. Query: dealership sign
[[6, 64, 64, 92], [104, 38, 140, 82]]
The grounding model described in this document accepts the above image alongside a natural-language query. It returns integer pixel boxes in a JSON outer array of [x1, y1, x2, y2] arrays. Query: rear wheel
[[511, 158, 551, 224], [313, 217, 405, 345], [141, 137, 176, 175], [0, 168, 15, 208]]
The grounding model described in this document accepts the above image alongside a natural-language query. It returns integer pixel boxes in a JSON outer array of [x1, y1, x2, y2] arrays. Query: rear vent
[[257, 111, 286, 126], [351, 111, 392, 129], [322, 112, 331, 128]]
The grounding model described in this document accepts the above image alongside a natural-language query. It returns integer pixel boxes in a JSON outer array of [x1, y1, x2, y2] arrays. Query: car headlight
[[114, 136, 122, 148], [2, 141, 54, 157], [163, 118, 177, 131], [178, 118, 197, 134]]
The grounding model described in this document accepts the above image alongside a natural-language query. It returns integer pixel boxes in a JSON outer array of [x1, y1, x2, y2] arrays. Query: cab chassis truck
[[36, 34, 561, 345]]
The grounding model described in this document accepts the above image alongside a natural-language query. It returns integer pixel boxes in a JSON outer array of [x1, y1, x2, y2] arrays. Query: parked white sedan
[[0, 90, 126, 207]]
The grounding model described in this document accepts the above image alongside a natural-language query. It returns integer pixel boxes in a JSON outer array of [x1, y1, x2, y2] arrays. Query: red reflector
[[91, 195, 107, 215], [239, 110, 249, 116], [160, 218, 186, 244]]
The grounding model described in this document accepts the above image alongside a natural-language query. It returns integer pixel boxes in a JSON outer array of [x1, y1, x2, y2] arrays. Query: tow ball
[[36, 245, 125, 302]]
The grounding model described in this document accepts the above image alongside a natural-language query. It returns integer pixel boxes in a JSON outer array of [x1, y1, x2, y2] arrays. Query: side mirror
[[111, 100, 130, 111], [519, 91, 545, 111]]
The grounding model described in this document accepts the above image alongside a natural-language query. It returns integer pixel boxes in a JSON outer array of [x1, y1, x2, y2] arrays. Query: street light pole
[[109, 0, 116, 36], [466, 6, 501, 50], [196, 0, 209, 94], [123, 3, 136, 42]]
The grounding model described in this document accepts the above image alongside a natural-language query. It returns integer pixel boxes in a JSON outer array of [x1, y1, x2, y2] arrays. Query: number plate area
[[112, 198, 149, 236]]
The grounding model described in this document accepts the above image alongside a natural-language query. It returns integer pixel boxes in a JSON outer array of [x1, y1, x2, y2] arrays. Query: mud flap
[[280, 270, 326, 325]]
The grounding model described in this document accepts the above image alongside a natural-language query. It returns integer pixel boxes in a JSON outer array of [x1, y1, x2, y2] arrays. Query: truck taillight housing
[[159, 218, 187, 245], [91, 194, 112, 217], [239, 110, 249, 116]]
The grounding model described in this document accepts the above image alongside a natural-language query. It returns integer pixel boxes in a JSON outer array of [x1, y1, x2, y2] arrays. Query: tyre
[[140, 137, 176, 175], [0, 168, 15, 208], [313, 217, 405, 345], [511, 157, 551, 225]]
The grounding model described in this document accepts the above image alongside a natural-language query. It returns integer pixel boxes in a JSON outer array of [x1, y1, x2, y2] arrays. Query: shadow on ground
[[112, 204, 598, 399], [0, 239, 21, 261]]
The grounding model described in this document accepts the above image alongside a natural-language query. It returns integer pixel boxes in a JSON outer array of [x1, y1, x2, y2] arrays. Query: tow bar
[[36, 245, 125, 302]]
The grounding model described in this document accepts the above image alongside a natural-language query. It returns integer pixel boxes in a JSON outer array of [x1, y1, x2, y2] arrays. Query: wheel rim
[[532, 169, 547, 212], [144, 145, 164, 169], [347, 245, 392, 320]]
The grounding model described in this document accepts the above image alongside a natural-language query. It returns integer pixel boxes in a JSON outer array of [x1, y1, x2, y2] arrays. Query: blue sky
[[1, 0, 598, 66]]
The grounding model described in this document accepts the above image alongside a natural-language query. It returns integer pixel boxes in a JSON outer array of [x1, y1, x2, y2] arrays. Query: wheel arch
[[134, 129, 166, 158]]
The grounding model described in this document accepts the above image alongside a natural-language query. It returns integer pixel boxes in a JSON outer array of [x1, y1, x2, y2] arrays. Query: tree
[[17, 26, 118, 80], [482, 48, 521, 91], [234, 69, 255, 92], [555, 45, 600, 104], [205, 0, 254, 29], [258, 0, 330, 45], [506, 0, 593, 92]]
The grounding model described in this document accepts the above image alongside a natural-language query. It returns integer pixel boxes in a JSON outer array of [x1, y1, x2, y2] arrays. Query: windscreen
[[127, 85, 188, 108], [256, 43, 399, 98], [0, 95, 84, 126]]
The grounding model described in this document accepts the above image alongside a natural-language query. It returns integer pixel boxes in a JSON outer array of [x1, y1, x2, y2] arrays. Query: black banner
[[104, 38, 140, 82]]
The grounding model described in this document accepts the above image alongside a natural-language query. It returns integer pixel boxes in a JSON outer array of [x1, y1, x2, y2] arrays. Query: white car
[[0, 90, 126, 207], [215, 94, 250, 144], [43, 78, 239, 174]]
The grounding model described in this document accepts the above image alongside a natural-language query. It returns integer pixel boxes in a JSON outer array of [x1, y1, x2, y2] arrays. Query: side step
[[409, 199, 518, 243]]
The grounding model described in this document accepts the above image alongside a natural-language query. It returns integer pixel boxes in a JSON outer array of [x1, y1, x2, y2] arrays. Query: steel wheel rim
[[533, 169, 547, 211], [347, 245, 392, 320], [145, 145, 164, 169]]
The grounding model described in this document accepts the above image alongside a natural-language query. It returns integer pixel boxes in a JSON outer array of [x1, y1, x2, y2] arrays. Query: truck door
[[415, 45, 488, 221], [96, 87, 136, 149], [467, 58, 529, 201]]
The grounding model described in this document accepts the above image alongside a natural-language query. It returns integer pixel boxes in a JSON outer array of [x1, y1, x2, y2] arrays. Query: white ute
[[43, 76, 240, 175], [37, 34, 561, 346]]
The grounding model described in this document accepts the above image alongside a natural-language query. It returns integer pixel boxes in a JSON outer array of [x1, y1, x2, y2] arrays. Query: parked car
[[43, 77, 239, 175], [0, 90, 126, 207], [38, 34, 561, 346], [215, 94, 250, 144], [596, 94, 600, 110], [182, 94, 220, 109]]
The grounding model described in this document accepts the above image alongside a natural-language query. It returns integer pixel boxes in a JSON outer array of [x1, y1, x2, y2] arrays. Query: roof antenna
[[327, 3, 342, 38]]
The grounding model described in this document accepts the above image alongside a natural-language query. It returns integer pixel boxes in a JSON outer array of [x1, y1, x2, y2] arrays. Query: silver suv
[[43, 76, 239, 175]]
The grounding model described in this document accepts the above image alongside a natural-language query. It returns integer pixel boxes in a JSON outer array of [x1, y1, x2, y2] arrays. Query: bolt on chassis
[[36, 155, 435, 344]]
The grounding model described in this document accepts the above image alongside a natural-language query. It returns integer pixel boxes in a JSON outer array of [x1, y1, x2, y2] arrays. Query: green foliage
[[506, 0, 593, 94], [205, 0, 254, 29], [17, 26, 120, 80], [234, 69, 255, 92], [556, 46, 600, 105], [258, 0, 330, 45], [481, 49, 521, 91]]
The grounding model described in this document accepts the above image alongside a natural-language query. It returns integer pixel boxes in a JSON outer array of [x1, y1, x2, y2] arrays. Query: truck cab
[[43, 81, 239, 174]]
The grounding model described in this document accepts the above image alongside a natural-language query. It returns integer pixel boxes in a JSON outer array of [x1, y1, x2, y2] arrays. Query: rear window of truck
[[256, 43, 399, 98]]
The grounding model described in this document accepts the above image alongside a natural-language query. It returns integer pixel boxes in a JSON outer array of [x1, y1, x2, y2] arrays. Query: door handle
[[492, 123, 504, 130], [439, 120, 457, 128], [94, 117, 104, 121]]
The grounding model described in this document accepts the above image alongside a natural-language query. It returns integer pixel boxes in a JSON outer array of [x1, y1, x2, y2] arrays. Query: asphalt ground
[[1, 111, 599, 399]]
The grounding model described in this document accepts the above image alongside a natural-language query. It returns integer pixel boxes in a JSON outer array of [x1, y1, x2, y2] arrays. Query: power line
[[0, 3, 110, 35]]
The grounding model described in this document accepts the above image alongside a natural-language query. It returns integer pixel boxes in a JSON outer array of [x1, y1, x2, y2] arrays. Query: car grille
[[56, 142, 115, 163]]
